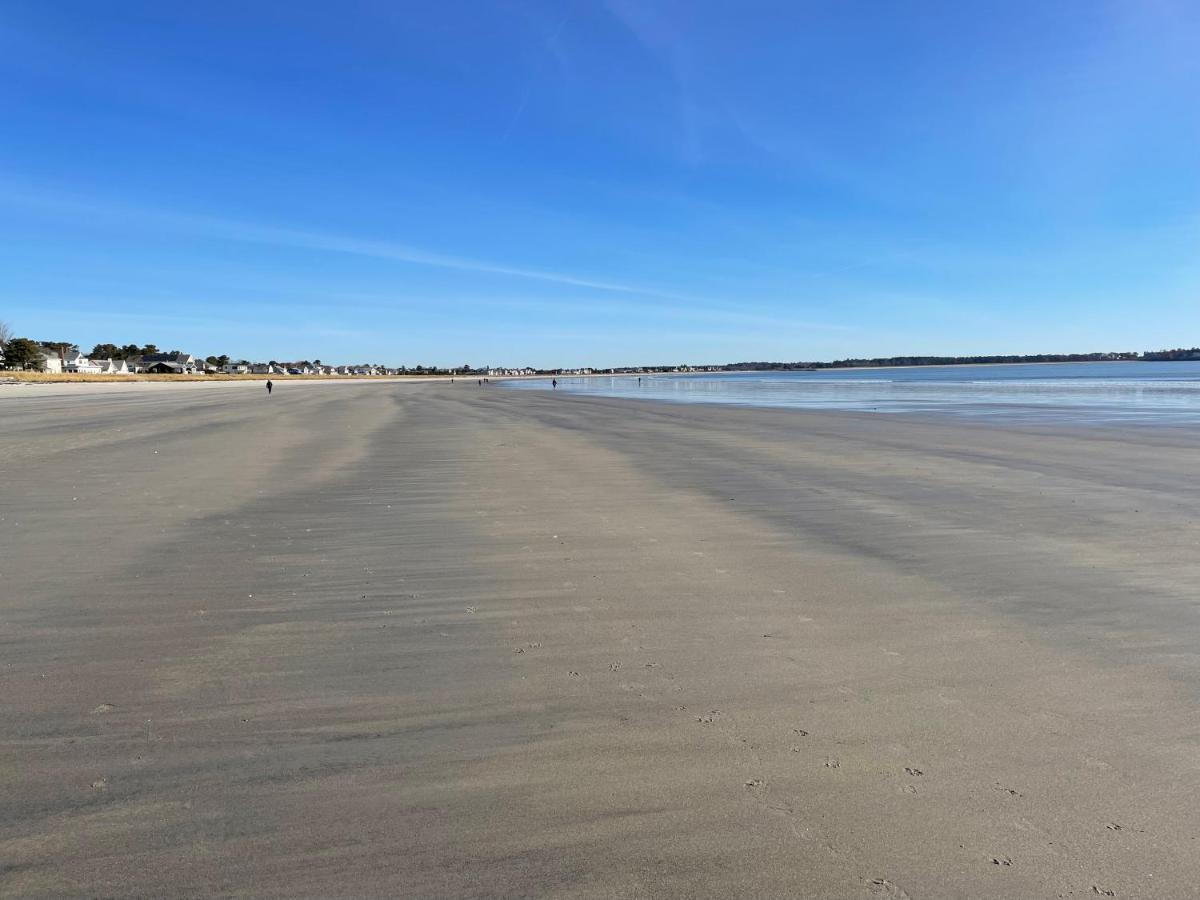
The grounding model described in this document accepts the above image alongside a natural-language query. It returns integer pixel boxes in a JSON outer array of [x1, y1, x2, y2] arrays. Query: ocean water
[[500, 361, 1200, 423]]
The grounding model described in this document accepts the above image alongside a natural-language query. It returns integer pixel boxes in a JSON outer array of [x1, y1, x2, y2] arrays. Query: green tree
[[140, 344, 159, 355], [3, 337, 47, 370], [90, 343, 121, 359], [119, 344, 140, 359]]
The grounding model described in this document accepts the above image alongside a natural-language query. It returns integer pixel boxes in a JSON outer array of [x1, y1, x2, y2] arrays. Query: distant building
[[144, 361, 191, 374], [129, 352, 199, 374], [38, 346, 66, 373], [64, 351, 103, 374]]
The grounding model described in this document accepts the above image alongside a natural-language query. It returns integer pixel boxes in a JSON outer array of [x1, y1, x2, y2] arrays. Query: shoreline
[[0, 372, 459, 385], [5, 357, 1178, 387]]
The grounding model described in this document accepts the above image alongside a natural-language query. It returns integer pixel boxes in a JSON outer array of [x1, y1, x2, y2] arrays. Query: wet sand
[[3, 380, 1200, 897]]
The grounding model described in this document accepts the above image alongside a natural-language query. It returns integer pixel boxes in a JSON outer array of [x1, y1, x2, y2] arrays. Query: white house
[[38, 347, 65, 373], [64, 352, 103, 374], [96, 359, 130, 375], [221, 363, 251, 374]]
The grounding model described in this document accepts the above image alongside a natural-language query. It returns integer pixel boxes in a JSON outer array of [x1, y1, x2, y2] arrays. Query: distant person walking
[[552, 378, 558, 389], [266, 379, 273, 396]]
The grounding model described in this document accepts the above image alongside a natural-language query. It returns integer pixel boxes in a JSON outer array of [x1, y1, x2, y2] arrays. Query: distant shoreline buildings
[[2, 336, 1199, 377], [11, 345, 408, 377]]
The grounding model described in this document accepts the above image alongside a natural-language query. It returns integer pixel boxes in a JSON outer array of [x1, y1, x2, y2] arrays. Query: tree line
[[0, 318, 1194, 373]]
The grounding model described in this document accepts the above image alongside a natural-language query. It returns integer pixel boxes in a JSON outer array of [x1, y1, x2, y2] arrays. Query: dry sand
[[3, 380, 1200, 898]]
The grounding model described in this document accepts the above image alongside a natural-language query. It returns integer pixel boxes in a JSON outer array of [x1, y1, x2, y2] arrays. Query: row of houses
[[485, 367, 538, 377], [36, 348, 397, 376], [41, 348, 133, 374], [228, 362, 393, 376], [39, 349, 212, 375]]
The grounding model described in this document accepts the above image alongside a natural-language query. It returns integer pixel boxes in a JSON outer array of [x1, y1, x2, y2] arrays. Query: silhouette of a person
[[266, 379, 273, 395]]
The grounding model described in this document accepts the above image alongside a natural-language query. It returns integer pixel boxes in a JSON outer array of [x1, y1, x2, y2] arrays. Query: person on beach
[[552, 378, 558, 389], [266, 379, 273, 396]]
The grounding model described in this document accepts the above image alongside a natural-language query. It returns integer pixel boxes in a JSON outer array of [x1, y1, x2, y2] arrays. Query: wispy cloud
[[0, 185, 691, 302], [603, 0, 708, 162]]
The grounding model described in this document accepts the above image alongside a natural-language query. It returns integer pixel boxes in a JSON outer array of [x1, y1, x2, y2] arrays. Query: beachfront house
[[63, 351, 103, 374], [130, 352, 199, 374], [221, 363, 251, 375], [38, 346, 66, 373], [143, 361, 184, 374], [96, 359, 130, 375]]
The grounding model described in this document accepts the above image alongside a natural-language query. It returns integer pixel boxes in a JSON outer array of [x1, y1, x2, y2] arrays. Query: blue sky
[[1, 0, 1198, 367]]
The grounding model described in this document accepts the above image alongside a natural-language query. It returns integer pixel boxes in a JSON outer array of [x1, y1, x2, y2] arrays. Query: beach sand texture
[[3, 380, 1200, 897]]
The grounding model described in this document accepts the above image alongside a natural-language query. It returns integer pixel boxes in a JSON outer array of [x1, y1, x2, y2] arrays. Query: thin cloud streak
[[0, 186, 692, 303]]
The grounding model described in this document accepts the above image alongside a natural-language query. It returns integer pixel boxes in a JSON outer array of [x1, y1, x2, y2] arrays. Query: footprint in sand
[[824, 758, 841, 769], [696, 711, 721, 724], [904, 767, 924, 776], [868, 878, 911, 898], [743, 778, 770, 803], [990, 856, 1012, 867], [90, 703, 116, 714], [91, 777, 108, 791], [1092, 887, 1115, 896]]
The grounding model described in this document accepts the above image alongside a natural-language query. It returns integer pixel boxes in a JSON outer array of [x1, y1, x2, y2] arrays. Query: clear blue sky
[[2, 1, 1197, 367]]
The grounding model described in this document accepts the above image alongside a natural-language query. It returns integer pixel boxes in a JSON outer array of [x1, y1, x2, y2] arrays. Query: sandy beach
[[3, 379, 1200, 898]]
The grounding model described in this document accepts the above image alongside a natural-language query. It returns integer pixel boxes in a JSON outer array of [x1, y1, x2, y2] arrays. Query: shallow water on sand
[[502, 361, 1200, 424]]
